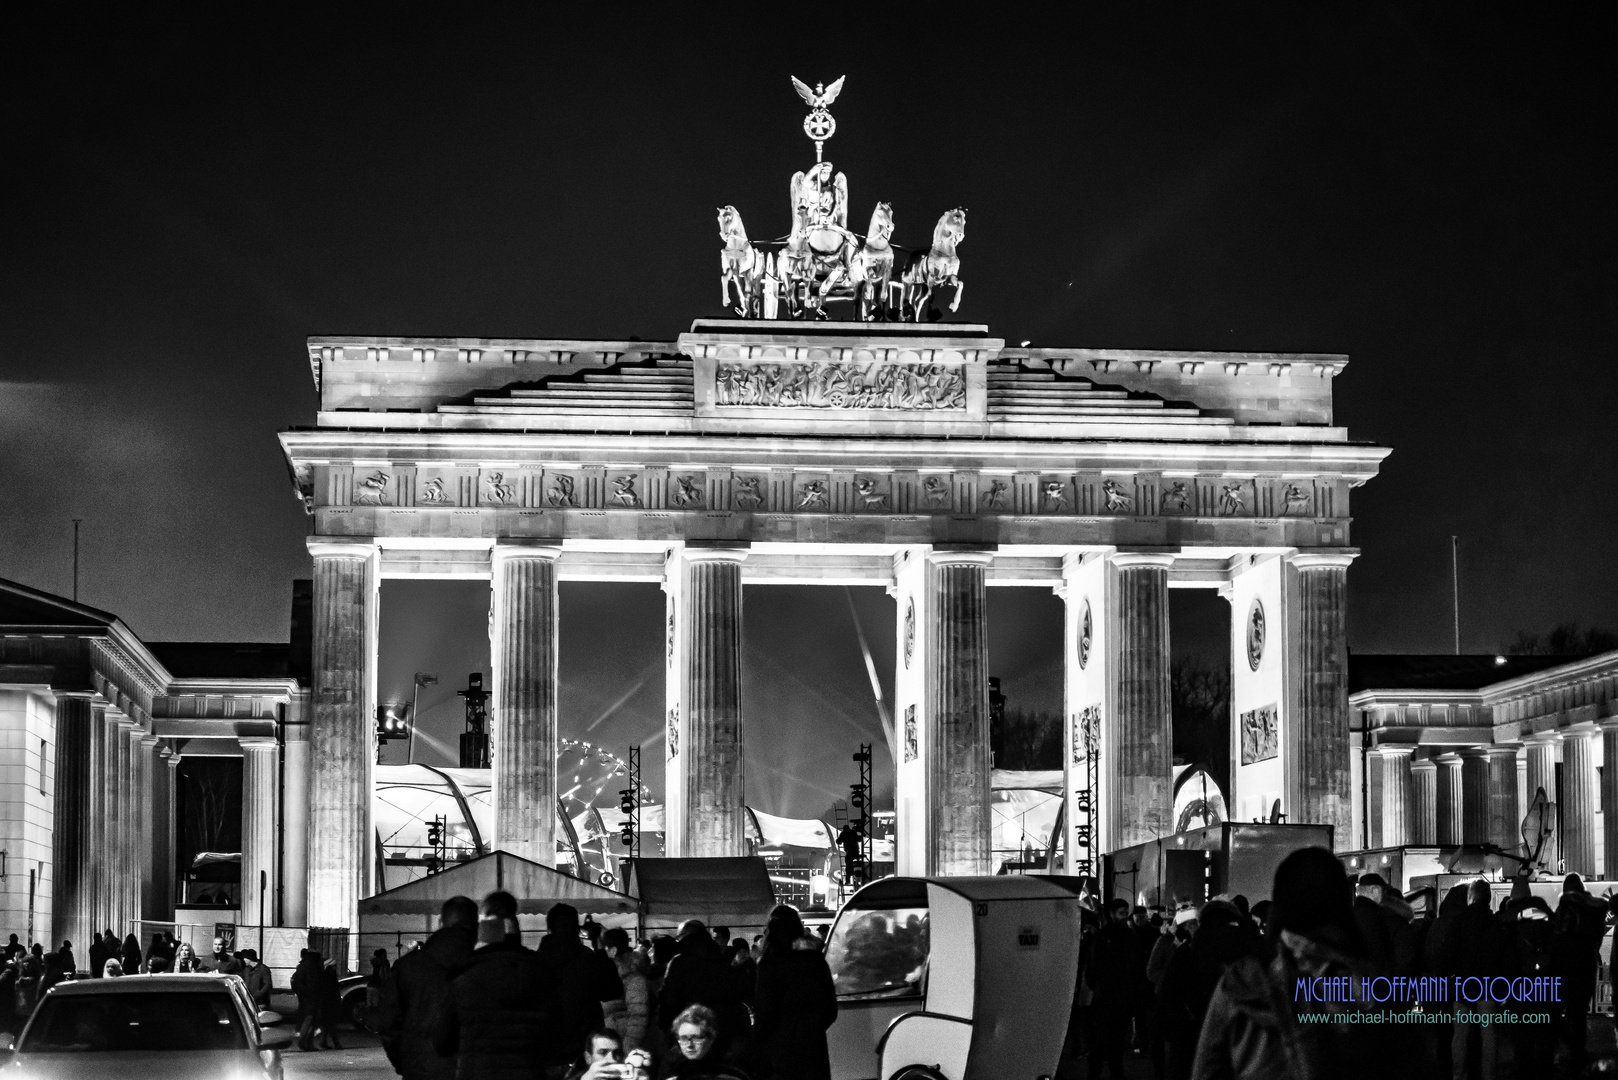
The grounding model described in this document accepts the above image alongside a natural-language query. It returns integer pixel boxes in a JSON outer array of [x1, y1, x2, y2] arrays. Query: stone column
[[306, 540, 379, 935], [1460, 750, 1490, 845], [489, 543, 562, 865], [1436, 753, 1463, 846], [672, 547, 748, 858], [1285, 553, 1355, 839], [1563, 729, 1599, 877], [50, 695, 96, 951], [1524, 734, 1559, 861], [88, 706, 108, 936], [1108, 553, 1174, 848], [1603, 722, 1618, 879], [926, 551, 992, 876], [281, 694, 310, 927], [128, 725, 145, 932], [162, 754, 180, 916], [108, 712, 133, 936], [1410, 756, 1438, 846], [138, 733, 157, 922], [1373, 746, 1414, 847], [239, 737, 279, 928], [1485, 748, 1519, 852], [152, 747, 172, 919]]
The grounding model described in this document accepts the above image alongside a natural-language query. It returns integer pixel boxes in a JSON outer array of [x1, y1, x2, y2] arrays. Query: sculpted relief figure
[[1220, 481, 1248, 516], [419, 476, 451, 505], [672, 475, 704, 508], [612, 475, 641, 507], [1042, 480, 1069, 512], [1101, 479, 1131, 513], [1282, 483, 1312, 515], [733, 476, 765, 509], [713, 362, 965, 411], [854, 477, 887, 510], [1160, 481, 1190, 513], [980, 480, 1010, 511], [546, 475, 577, 507], [354, 471, 391, 505], [797, 480, 829, 510], [922, 476, 952, 509], [483, 472, 517, 506]]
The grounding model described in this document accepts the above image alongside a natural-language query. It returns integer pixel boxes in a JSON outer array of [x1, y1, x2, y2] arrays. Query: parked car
[[2, 972, 295, 1079]]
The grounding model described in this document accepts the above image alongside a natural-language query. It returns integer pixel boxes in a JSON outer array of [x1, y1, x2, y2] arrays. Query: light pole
[[409, 672, 438, 765]]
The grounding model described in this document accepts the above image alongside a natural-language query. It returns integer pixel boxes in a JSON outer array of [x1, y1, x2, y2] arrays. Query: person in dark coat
[[378, 895, 479, 1080], [1158, 899, 1253, 1080], [56, 940, 75, 976], [1086, 898, 1143, 1080], [1550, 873, 1607, 1073], [659, 920, 749, 1054], [318, 957, 344, 1049], [661, 1004, 751, 1080], [292, 950, 324, 1050], [752, 905, 837, 1080], [1190, 847, 1427, 1080], [1421, 883, 1467, 1078], [87, 930, 111, 980], [1445, 880, 1512, 1078], [240, 949, 274, 1012], [120, 934, 143, 974], [432, 889, 557, 1080], [536, 902, 625, 1071]]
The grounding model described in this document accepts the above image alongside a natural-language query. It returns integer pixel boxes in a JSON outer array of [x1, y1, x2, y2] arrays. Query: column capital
[[1523, 730, 1564, 745], [1373, 744, 1416, 758], [1410, 756, 1438, 773], [138, 734, 160, 751], [1108, 551, 1176, 570], [682, 545, 749, 565], [306, 538, 379, 561], [1600, 717, 1618, 733], [238, 736, 279, 752], [164, 752, 181, 768], [927, 549, 994, 569], [1435, 751, 1464, 765], [491, 541, 563, 564], [1287, 550, 1359, 571]]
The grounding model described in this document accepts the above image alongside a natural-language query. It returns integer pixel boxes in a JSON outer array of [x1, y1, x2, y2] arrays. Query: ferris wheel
[[556, 738, 660, 887]]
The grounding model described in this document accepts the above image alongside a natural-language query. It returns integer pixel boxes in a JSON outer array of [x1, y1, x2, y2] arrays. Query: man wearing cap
[[659, 920, 748, 1058], [433, 891, 558, 1080], [380, 895, 479, 1080]]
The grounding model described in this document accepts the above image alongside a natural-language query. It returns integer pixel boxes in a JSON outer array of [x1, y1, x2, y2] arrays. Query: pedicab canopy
[[625, 857, 777, 936]]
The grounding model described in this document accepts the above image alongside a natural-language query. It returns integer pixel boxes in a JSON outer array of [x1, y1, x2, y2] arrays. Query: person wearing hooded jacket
[[1421, 884, 1468, 1079], [377, 894, 478, 1080], [752, 905, 837, 1080], [433, 890, 558, 1080], [1190, 846, 1427, 1080], [1549, 873, 1607, 1074]]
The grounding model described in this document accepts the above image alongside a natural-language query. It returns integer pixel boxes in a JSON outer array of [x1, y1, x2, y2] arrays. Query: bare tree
[[1505, 623, 1618, 658], [1172, 658, 1231, 796]]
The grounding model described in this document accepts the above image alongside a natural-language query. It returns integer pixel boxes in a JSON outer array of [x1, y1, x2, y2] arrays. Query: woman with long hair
[[751, 905, 837, 1080]]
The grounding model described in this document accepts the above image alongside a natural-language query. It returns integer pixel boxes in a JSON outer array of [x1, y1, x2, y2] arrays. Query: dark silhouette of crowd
[[1066, 850, 1618, 1080], [377, 895, 834, 1080]]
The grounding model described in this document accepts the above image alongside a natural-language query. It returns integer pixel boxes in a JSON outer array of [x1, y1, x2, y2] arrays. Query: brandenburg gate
[[277, 80, 1388, 935]]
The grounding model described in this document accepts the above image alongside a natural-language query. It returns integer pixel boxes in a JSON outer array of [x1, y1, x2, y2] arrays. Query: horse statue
[[717, 206, 767, 317], [839, 202, 898, 321], [900, 208, 966, 322]]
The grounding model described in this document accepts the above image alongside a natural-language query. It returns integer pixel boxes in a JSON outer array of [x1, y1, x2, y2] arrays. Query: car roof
[[47, 974, 241, 995]]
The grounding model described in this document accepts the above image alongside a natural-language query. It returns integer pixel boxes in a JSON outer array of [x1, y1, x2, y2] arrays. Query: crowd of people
[[374, 895, 837, 1080], [1072, 847, 1616, 1079]]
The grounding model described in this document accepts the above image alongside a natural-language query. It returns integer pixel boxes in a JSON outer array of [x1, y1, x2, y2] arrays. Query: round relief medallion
[[1078, 598, 1093, 670], [1247, 598, 1266, 670], [903, 597, 916, 668]]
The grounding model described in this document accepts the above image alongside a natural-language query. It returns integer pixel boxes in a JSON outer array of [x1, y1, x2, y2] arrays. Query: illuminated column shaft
[[1108, 553, 1174, 848], [1373, 746, 1413, 847], [137, 733, 156, 922], [50, 695, 96, 951], [926, 552, 992, 876], [90, 706, 109, 936], [109, 713, 133, 935], [1486, 748, 1518, 850], [1604, 722, 1618, 878], [676, 548, 747, 858], [1525, 735, 1559, 860], [281, 697, 310, 927], [490, 544, 561, 865], [1562, 730, 1598, 877], [1285, 554, 1354, 836], [162, 754, 180, 917], [1436, 753, 1463, 846], [239, 737, 280, 927], [306, 541, 379, 935], [1410, 757, 1437, 846]]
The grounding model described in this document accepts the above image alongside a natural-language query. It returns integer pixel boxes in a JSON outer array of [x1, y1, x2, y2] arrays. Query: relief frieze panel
[[714, 361, 966, 411]]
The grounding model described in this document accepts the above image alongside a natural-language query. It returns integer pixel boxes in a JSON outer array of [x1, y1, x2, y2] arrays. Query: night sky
[[2, 10, 1613, 816]]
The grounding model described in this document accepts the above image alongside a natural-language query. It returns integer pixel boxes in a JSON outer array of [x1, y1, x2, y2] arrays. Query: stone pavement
[[282, 1030, 394, 1079]]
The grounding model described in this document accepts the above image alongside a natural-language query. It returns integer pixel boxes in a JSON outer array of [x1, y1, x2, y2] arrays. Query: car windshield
[[825, 905, 928, 999], [20, 991, 248, 1052]]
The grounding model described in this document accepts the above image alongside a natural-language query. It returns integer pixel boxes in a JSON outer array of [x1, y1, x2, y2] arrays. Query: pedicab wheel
[[887, 1068, 948, 1080], [341, 986, 368, 1031]]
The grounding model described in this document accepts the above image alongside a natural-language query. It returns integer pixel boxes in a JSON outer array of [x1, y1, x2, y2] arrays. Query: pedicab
[[823, 876, 1081, 1080]]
